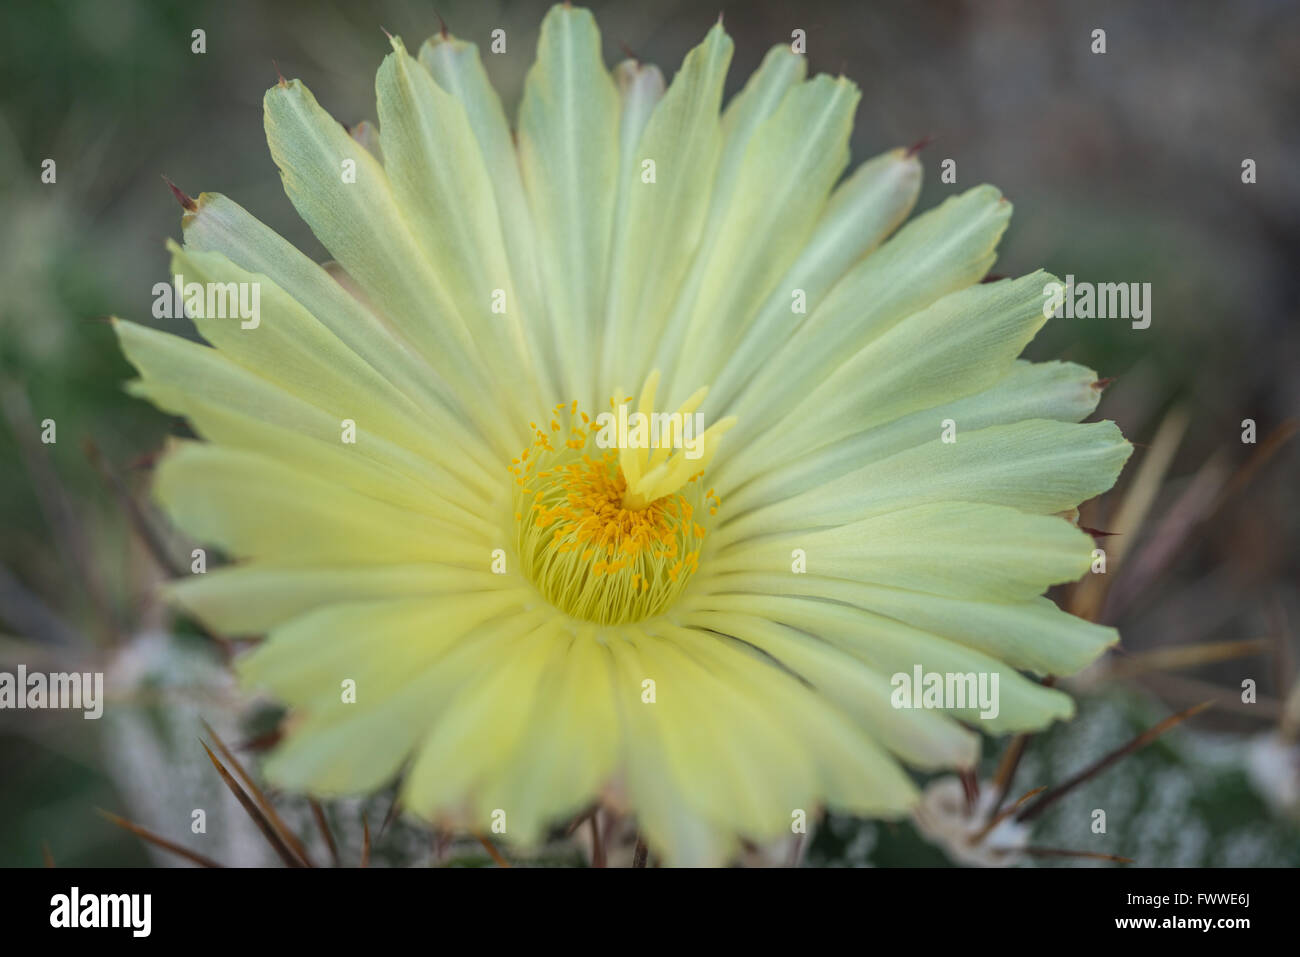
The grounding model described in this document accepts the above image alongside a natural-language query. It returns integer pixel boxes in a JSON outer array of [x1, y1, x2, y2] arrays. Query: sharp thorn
[[160, 175, 197, 212]]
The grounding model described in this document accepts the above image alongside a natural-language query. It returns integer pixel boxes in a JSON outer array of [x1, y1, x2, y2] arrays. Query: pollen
[[508, 374, 733, 624]]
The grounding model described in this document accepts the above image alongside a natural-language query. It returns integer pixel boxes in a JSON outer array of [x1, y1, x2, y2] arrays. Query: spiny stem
[[968, 786, 1045, 846], [958, 768, 979, 815], [1016, 701, 1213, 824], [97, 809, 222, 868], [201, 720, 312, 866], [379, 794, 402, 839], [469, 829, 510, 867], [1025, 847, 1134, 864], [989, 732, 1032, 815], [309, 799, 340, 867], [200, 740, 303, 867], [589, 813, 606, 868]]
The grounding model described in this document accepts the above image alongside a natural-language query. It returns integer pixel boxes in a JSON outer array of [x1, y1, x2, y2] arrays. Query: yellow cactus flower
[[114, 4, 1131, 865]]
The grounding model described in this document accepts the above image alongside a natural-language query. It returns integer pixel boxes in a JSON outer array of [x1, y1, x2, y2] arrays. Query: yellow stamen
[[509, 374, 730, 624]]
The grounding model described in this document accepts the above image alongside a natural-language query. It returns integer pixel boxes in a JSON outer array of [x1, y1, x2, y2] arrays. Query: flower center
[[508, 373, 734, 624]]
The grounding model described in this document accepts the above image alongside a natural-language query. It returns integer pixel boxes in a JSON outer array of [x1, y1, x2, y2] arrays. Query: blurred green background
[[1, 0, 1297, 866]]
